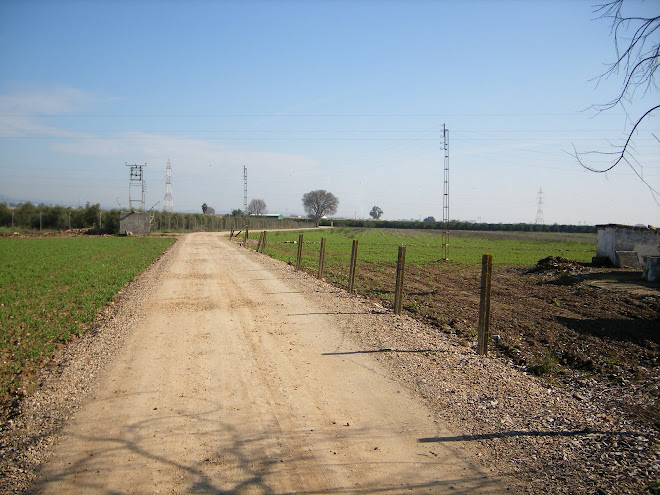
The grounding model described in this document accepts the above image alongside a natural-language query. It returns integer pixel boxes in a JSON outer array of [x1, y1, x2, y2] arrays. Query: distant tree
[[572, 0, 660, 203], [15, 202, 36, 227], [369, 206, 383, 220], [40, 205, 66, 229], [247, 199, 267, 215], [82, 203, 101, 227], [302, 190, 339, 226], [423, 216, 436, 223], [201, 203, 208, 214], [0, 203, 10, 226], [231, 209, 244, 217]]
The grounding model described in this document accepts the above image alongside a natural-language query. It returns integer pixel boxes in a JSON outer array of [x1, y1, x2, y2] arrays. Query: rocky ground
[[1, 240, 658, 494]]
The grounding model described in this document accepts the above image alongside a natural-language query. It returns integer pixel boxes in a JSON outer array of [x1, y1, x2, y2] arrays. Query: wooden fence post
[[260, 231, 267, 253], [347, 239, 359, 293], [394, 245, 406, 315], [477, 254, 493, 356], [244, 226, 249, 247], [256, 231, 263, 252], [318, 237, 326, 279], [296, 234, 304, 270]]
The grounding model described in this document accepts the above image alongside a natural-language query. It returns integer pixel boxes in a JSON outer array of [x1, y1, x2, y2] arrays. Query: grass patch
[[527, 349, 561, 375], [0, 236, 175, 401], [252, 227, 595, 270]]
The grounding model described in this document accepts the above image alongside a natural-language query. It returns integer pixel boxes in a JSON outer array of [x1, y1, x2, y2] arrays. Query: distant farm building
[[595, 224, 660, 276], [249, 213, 284, 219]]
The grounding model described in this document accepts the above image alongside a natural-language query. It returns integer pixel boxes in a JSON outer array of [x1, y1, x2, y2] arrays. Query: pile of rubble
[[525, 256, 587, 277]]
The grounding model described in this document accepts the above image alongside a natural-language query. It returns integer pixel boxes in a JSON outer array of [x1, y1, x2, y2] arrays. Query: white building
[[595, 224, 659, 269]]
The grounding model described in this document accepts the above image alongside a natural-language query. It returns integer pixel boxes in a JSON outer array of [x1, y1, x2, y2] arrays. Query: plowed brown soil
[[354, 258, 660, 429]]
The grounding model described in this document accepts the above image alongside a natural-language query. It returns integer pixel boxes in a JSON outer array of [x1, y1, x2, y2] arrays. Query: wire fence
[[0, 202, 314, 234]]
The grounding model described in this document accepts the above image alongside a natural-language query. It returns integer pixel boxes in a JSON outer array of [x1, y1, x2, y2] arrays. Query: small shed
[[595, 224, 659, 269]]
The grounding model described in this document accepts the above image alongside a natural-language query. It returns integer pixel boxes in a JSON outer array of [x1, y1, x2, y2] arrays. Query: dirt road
[[30, 233, 507, 494]]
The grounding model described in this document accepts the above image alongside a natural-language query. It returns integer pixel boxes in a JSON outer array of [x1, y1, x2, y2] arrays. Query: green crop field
[[241, 228, 597, 298], [0, 236, 175, 402], [251, 227, 596, 270]]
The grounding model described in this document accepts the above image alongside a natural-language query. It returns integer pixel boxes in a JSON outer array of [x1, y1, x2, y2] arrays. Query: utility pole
[[442, 124, 450, 261]]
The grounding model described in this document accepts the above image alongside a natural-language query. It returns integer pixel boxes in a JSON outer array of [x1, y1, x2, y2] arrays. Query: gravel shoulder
[[1, 232, 657, 495]]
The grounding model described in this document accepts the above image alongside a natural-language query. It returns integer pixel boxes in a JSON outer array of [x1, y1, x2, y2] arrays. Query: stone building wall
[[119, 212, 151, 236], [595, 224, 659, 268]]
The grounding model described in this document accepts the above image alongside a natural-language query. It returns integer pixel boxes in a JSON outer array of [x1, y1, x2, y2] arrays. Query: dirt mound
[[526, 256, 586, 275]]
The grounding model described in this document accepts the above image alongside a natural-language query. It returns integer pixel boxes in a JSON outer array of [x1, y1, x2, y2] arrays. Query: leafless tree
[[572, 0, 659, 203], [302, 190, 339, 226], [247, 199, 267, 216]]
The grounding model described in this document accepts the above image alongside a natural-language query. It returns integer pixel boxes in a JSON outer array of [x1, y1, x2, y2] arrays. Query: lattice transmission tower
[[243, 165, 248, 237], [535, 187, 544, 225], [243, 165, 248, 213], [442, 124, 450, 261], [163, 159, 174, 212]]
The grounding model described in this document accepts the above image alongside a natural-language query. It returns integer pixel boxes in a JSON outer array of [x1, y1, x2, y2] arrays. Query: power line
[[4, 128, 649, 133], [6, 135, 657, 143], [0, 112, 634, 118]]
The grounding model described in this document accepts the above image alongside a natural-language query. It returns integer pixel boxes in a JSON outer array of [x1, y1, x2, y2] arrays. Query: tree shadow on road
[[419, 429, 639, 443], [322, 349, 447, 356], [28, 394, 504, 495]]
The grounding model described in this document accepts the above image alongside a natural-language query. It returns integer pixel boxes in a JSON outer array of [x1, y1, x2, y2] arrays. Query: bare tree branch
[[572, 103, 660, 173], [592, 1, 659, 108], [573, 0, 659, 203]]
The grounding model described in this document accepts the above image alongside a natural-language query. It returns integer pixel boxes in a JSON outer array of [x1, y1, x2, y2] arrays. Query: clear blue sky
[[1, 0, 658, 225]]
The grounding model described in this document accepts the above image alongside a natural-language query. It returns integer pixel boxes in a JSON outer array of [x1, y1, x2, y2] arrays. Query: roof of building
[[596, 224, 656, 231]]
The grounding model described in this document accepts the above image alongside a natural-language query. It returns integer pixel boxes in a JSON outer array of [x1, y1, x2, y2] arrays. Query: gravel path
[[1, 232, 657, 494]]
